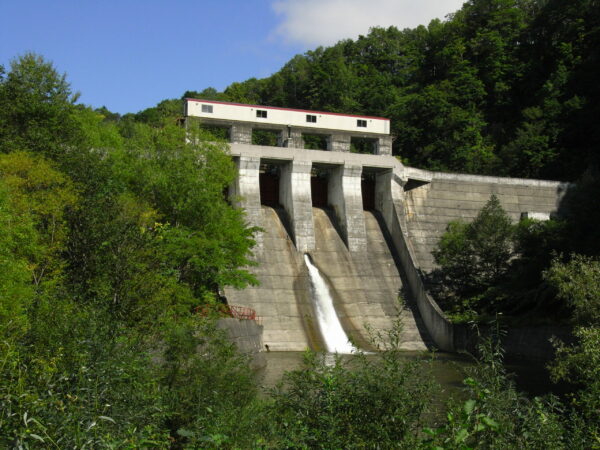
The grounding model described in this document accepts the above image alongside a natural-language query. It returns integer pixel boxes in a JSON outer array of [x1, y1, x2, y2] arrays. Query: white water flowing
[[304, 254, 358, 354]]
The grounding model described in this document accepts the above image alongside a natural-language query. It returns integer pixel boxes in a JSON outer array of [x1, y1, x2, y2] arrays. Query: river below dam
[[255, 350, 565, 400]]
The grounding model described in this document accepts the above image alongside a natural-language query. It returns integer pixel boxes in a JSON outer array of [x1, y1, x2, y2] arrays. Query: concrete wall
[[328, 165, 367, 252], [233, 156, 263, 249], [402, 171, 567, 272], [230, 123, 252, 145], [224, 206, 314, 351], [217, 318, 266, 369], [284, 128, 305, 149], [310, 208, 429, 351], [374, 170, 455, 351], [377, 167, 567, 352], [327, 134, 351, 152], [228, 143, 568, 354], [375, 136, 393, 156]]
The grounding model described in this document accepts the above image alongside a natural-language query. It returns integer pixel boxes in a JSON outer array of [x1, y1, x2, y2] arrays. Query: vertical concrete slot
[[311, 167, 330, 207], [361, 172, 376, 210], [259, 163, 281, 207]]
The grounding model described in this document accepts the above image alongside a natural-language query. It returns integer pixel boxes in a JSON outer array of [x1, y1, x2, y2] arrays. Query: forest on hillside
[[136, 0, 598, 182], [0, 0, 599, 447]]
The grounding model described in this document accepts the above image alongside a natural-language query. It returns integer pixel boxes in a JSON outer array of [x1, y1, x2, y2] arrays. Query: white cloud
[[272, 0, 465, 47]]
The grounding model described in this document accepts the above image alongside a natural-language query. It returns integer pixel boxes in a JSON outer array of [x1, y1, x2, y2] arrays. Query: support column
[[276, 129, 286, 147], [375, 170, 395, 226], [230, 123, 253, 145], [327, 133, 351, 152], [282, 128, 304, 149], [328, 164, 367, 252], [279, 160, 315, 252], [375, 136, 393, 156], [231, 156, 263, 248]]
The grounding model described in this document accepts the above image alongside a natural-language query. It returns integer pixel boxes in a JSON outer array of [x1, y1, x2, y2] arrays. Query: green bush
[[432, 195, 514, 318]]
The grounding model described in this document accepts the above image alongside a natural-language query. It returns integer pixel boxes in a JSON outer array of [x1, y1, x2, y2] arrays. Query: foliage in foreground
[[425, 338, 567, 449], [264, 326, 436, 448], [547, 255, 600, 445], [0, 313, 259, 447], [0, 53, 260, 447]]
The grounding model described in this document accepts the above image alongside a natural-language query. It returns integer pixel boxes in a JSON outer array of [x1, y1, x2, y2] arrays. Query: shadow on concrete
[[372, 210, 435, 349], [271, 206, 296, 248], [321, 207, 348, 251]]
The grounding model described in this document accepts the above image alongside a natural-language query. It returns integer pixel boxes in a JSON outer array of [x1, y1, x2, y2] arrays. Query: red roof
[[185, 98, 389, 121]]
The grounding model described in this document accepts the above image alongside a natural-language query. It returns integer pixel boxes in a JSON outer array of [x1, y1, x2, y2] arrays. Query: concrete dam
[[186, 98, 567, 352]]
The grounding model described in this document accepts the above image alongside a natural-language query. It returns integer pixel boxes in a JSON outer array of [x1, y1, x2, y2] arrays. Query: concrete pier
[[232, 156, 263, 248], [327, 133, 351, 152], [280, 160, 315, 252], [328, 164, 367, 252]]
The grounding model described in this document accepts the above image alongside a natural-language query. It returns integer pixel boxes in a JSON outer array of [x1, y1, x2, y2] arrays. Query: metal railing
[[196, 304, 262, 325]]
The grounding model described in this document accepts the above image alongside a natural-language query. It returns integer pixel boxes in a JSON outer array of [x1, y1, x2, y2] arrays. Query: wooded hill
[[130, 0, 599, 182]]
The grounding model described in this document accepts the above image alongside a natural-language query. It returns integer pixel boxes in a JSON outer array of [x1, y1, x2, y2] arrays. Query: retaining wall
[[403, 172, 567, 272], [217, 318, 266, 369]]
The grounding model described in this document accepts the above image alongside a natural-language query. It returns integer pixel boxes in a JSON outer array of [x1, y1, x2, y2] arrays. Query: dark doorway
[[362, 173, 376, 210], [260, 164, 280, 206], [311, 176, 328, 207]]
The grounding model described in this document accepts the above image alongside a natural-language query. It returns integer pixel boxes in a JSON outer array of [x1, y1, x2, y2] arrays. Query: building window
[[201, 104, 213, 113], [256, 110, 268, 118], [306, 114, 317, 123], [357, 119, 367, 128]]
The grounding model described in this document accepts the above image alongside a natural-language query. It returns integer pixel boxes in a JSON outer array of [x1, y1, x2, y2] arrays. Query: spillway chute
[[303, 253, 358, 354]]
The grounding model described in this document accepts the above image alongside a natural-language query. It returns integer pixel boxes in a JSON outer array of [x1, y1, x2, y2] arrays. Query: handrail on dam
[[196, 304, 262, 325]]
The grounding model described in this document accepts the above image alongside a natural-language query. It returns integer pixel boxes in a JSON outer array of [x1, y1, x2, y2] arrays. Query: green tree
[[433, 195, 514, 304], [546, 255, 600, 447], [0, 181, 37, 339], [0, 53, 81, 157], [0, 152, 79, 289]]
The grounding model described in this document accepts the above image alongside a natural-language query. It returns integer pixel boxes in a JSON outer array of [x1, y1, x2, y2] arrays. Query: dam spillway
[[222, 144, 564, 352], [224, 205, 431, 351], [190, 98, 566, 352]]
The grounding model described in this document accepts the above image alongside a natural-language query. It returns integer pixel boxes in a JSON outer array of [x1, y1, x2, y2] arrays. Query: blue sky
[[1, 0, 464, 115]]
